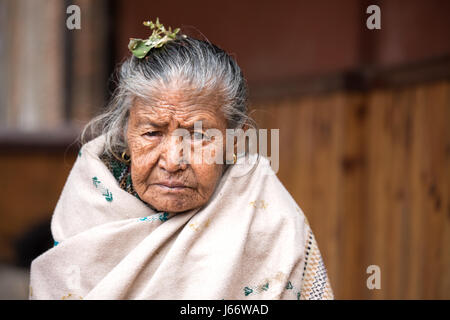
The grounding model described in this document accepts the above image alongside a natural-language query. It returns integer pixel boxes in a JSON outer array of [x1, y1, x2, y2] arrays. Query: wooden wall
[[251, 80, 450, 299], [0, 150, 77, 262]]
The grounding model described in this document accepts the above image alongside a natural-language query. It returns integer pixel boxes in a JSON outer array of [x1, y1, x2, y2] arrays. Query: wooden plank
[[415, 81, 450, 298], [337, 92, 368, 299]]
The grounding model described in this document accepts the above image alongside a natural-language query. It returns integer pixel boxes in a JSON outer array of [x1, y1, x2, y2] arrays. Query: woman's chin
[[142, 192, 199, 213], [156, 203, 196, 213]]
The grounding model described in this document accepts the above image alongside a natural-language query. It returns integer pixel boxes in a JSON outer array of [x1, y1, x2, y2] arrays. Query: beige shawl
[[29, 135, 333, 300]]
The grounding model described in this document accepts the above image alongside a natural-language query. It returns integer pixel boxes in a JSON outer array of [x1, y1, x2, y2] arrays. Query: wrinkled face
[[126, 83, 227, 213]]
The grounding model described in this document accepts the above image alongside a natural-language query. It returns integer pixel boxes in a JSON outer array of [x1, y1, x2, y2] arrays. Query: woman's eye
[[144, 131, 161, 137]]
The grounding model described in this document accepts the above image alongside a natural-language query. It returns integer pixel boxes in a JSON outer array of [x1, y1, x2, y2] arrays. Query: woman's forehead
[[130, 93, 226, 128], [134, 82, 225, 108]]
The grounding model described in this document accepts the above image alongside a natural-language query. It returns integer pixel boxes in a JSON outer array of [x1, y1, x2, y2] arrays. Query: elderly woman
[[30, 20, 333, 300]]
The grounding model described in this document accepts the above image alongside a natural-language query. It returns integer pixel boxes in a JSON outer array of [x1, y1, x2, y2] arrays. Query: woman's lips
[[153, 181, 191, 191]]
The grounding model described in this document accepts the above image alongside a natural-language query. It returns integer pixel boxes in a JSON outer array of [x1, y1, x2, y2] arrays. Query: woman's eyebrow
[[182, 119, 216, 129], [136, 118, 167, 128]]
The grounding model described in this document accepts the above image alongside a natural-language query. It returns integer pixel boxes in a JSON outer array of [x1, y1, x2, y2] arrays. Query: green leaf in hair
[[128, 18, 185, 59]]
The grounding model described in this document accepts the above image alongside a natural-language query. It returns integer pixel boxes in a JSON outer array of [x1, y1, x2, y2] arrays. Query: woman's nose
[[158, 133, 188, 172]]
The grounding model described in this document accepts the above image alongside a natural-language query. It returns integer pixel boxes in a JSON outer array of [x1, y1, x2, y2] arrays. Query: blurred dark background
[[0, 0, 449, 299]]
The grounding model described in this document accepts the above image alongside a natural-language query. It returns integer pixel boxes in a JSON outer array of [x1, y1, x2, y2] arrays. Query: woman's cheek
[[194, 162, 223, 198], [130, 140, 158, 181]]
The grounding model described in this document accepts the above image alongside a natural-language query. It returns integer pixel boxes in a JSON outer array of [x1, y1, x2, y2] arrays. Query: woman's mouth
[[153, 181, 191, 191]]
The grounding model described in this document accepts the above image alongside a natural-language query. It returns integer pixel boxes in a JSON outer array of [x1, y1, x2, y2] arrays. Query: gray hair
[[81, 36, 255, 162]]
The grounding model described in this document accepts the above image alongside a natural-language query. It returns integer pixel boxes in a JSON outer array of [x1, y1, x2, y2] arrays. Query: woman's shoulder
[[227, 154, 309, 231]]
